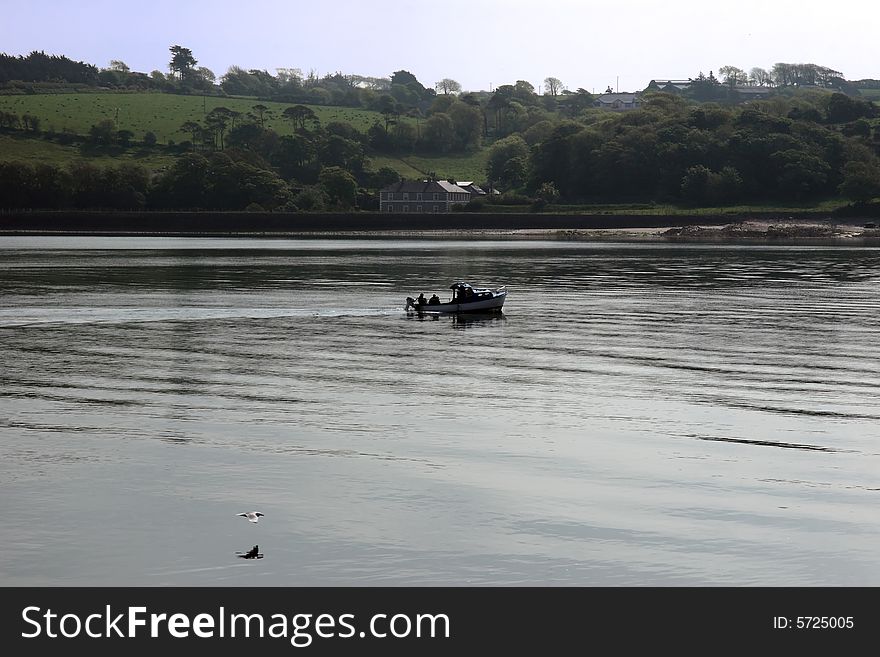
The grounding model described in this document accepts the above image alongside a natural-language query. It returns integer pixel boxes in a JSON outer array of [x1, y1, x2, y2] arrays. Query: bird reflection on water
[[236, 545, 264, 560]]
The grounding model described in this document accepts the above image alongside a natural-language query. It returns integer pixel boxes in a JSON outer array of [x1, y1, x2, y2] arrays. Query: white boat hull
[[407, 288, 507, 314]]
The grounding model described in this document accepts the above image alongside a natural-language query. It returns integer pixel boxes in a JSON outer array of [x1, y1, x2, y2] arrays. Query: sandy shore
[[238, 219, 880, 243], [3, 215, 879, 244]]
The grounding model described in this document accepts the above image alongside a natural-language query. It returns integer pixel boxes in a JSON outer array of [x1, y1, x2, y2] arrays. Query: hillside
[[0, 92, 399, 143], [0, 91, 488, 182]]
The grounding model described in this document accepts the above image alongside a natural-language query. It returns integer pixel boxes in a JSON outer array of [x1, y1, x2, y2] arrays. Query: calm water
[[1, 236, 879, 586]]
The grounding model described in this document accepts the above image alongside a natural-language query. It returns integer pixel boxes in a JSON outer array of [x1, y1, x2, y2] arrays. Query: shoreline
[[2, 213, 879, 245]]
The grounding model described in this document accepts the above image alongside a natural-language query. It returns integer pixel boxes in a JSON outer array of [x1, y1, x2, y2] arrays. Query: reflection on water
[[404, 310, 507, 329], [1, 237, 879, 586]]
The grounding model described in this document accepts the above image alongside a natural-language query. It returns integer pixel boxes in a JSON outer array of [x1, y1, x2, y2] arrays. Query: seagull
[[237, 511, 264, 523]]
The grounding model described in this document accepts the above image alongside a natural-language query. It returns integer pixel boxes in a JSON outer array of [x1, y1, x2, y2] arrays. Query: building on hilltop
[[593, 92, 642, 110], [730, 85, 773, 101], [645, 79, 692, 93], [379, 180, 473, 213]]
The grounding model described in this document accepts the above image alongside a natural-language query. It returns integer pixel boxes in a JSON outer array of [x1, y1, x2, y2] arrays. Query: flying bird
[[237, 511, 264, 523]]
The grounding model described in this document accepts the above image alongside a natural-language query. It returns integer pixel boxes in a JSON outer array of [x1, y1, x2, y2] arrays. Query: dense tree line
[[0, 51, 98, 85], [2, 88, 878, 211], [499, 92, 880, 205], [0, 155, 391, 212]]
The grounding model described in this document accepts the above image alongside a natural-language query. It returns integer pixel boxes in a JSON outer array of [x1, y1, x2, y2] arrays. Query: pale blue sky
[[2, 0, 876, 93]]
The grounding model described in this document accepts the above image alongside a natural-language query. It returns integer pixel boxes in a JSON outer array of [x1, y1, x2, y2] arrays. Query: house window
[[433, 205, 439, 212], [386, 205, 393, 212], [386, 192, 393, 201], [433, 193, 439, 200], [404, 205, 409, 212], [416, 193, 422, 200], [403, 193, 409, 200], [416, 205, 422, 212]]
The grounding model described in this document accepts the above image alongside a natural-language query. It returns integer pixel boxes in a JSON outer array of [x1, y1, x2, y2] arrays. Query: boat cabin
[[450, 282, 494, 302]]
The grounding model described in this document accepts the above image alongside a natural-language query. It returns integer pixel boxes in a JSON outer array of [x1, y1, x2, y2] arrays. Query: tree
[[535, 181, 560, 203], [282, 105, 318, 132], [252, 104, 271, 128], [319, 135, 366, 173], [838, 160, 880, 201], [116, 129, 134, 148], [109, 60, 130, 73], [718, 66, 746, 86], [195, 67, 216, 85], [772, 149, 832, 199], [89, 119, 117, 147], [319, 166, 358, 208], [168, 45, 197, 80], [449, 100, 483, 151], [204, 107, 232, 149], [272, 134, 317, 180], [180, 121, 203, 148], [543, 77, 564, 97], [749, 67, 773, 87], [370, 166, 401, 189], [486, 134, 530, 187], [686, 71, 725, 102], [421, 113, 454, 152], [435, 78, 462, 95]]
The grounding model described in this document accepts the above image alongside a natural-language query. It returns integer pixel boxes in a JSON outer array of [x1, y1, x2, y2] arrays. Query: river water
[[1, 236, 878, 586]]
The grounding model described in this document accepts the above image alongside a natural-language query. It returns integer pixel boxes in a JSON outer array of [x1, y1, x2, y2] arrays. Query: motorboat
[[405, 282, 507, 313]]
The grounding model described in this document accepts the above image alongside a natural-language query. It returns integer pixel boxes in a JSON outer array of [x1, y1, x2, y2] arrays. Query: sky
[[2, 0, 877, 93]]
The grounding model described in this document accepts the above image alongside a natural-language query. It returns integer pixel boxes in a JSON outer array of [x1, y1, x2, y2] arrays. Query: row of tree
[[3, 90, 878, 212], [713, 63, 847, 89], [486, 92, 880, 205], [0, 154, 395, 212], [0, 51, 98, 85]]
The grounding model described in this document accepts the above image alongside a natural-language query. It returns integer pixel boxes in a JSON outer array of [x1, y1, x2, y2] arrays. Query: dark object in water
[[237, 544, 264, 559]]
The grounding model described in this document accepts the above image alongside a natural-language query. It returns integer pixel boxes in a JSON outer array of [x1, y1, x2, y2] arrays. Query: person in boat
[[417, 293, 426, 306], [429, 294, 440, 305]]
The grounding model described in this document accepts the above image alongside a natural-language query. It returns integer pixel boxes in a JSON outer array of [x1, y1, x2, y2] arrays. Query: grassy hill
[[0, 92, 399, 143], [371, 152, 489, 183], [0, 91, 491, 182], [0, 132, 175, 172]]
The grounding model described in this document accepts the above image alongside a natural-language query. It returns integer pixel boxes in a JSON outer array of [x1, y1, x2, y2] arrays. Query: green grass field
[[0, 92, 492, 181], [0, 92, 498, 180], [0, 92, 400, 144], [0, 133, 175, 172], [371, 151, 489, 182]]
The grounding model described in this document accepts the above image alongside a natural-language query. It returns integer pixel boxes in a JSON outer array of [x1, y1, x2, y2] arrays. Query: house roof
[[732, 86, 771, 95], [457, 182, 486, 194], [648, 79, 692, 91], [595, 93, 641, 103], [435, 180, 469, 194], [381, 180, 469, 194]]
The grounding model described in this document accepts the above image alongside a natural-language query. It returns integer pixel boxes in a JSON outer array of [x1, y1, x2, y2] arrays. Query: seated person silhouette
[[429, 294, 440, 305]]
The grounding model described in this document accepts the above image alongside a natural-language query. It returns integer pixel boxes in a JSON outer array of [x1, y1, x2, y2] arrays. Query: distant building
[[645, 79, 693, 93], [731, 85, 772, 101], [593, 92, 642, 110], [379, 180, 472, 213], [646, 78, 774, 102]]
